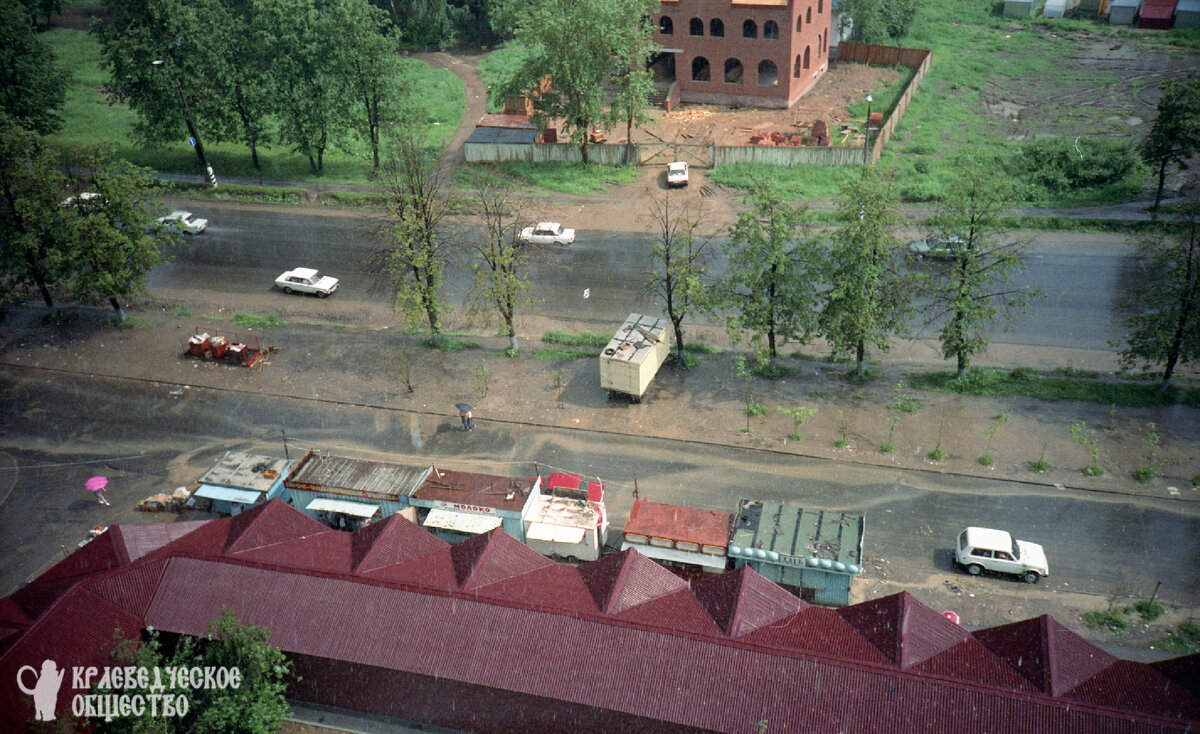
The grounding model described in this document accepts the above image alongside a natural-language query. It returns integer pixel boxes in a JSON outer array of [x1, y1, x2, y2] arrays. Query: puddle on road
[[409, 414, 422, 451]]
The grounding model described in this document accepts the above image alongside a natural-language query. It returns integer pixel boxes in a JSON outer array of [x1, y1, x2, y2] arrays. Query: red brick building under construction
[[2, 500, 1198, 733], [653, 0, 832, 107]]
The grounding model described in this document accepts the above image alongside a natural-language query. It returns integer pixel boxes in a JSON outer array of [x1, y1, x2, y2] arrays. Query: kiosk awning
[[526, 522, 586, 544], [621, 541, 728, 571], [423, 508, 503, 535], [195, 485, 261, 505], [306, 498, 380, 518]]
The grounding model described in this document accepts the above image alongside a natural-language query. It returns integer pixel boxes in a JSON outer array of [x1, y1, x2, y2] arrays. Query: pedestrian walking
[[85, 476, 111, 506], [456, 403, 475, 431]]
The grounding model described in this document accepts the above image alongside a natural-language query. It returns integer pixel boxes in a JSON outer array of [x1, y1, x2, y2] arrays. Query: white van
[[955, 527, 1049, 584]]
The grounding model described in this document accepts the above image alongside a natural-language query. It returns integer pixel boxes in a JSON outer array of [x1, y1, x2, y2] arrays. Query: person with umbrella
[[86, 476, 111, 506], [456, 403, 474, 431]]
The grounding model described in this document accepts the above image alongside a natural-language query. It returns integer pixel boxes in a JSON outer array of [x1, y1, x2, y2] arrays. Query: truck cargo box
[[599, 314, 670, 401]]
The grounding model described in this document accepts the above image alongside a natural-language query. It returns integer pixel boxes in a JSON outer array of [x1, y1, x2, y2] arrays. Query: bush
[[1013, 136, 1146, 201], [1082, 609, 1128, 633], [979, 453, 994, 466], [1133, 466, 1156, 483], [1133, 599, 1165, 622], [542, 329, 609, 348]]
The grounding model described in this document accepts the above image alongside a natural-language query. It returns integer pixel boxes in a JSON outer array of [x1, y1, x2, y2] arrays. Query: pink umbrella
[[85, 476, 108, 493]]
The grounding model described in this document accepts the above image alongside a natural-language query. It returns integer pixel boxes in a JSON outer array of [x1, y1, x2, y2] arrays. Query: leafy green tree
[[465, 174, 536, 353], [645, 190, 712, 366], [1114, 204, 1200, 389], [101, 608, 292, 733], [839, 0, 918, 43], [96, 0, 222, 172], [331, 0, 409, 172], [1141, 77, 1200, 212], [368, 129, 455, 338], [60, 146, 175, 321], [200, 0, 277, 171], [921, 165, 1036, 378], [820, 168, 913, 378], [0, 1, 68, 135], [0, 124, 73, 310], [717, 180, 823, 362], [606, 0, 658, 161], [495, 0, 643, 162]]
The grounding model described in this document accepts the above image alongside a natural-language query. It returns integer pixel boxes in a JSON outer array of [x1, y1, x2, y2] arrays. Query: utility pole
[[863, 94, 873, 166], [152, 59, 217, 187]]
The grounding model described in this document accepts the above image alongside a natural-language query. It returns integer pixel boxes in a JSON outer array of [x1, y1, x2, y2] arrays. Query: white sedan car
[[667, 161, 689, 187], [519, 222, 575, 246], [275, 268, 339, 297], [157, 210, 208, 234]]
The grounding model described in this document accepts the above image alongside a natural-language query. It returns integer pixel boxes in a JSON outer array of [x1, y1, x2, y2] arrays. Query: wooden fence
[[463, 42, 933, 169]]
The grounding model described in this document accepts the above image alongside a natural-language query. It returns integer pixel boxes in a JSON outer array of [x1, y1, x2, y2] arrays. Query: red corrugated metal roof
[[545, 472, 603, 502], [476, 113, 537, 129], [623, 498, 732, 548], [449, 529, 554, 590], [578, 548, 689, 614], [692, 565, 805, 636], [3, 500, 1198, 733], [118, 520, 209, 561], [224, 499, 330, 554], [1155, 654, 1200, 698], [839, 591, 975, 668], [84, 557, 169, 620], [351, 513, 448, 572], [232, 530, 353, 574]]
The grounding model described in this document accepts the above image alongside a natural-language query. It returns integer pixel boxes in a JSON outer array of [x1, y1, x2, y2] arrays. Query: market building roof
[[408, 468, 538, 514], [283, 450, 431, 502], [729, 499, 865, 574], [623, 497, 733, 549], [2, 499, 1198, 733]]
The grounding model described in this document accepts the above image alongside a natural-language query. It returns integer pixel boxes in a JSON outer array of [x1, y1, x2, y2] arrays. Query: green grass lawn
[[43, 28, 465, 184]]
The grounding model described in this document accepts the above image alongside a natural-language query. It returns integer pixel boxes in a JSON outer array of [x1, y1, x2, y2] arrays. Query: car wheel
[[966, 564, 983, 576], [317, 291, 330, 298], [282, 287, 294, 294], [1022, 571, 1040, 584]]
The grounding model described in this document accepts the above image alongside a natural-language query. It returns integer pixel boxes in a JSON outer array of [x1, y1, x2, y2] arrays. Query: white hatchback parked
[[955, 526, 1049, 584]]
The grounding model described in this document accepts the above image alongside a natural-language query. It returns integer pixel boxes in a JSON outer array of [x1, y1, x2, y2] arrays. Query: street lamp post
[[151, 59, 217, 187], [863, 94, 873, 166]]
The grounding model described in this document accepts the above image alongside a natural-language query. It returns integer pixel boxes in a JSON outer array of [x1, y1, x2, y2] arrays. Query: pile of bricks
[[748, 119, 832, 147]]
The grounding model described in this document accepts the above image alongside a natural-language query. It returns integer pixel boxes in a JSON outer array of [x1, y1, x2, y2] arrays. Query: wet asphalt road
[[147, 202, 1132, 349], [2, 368, 1197, 607]]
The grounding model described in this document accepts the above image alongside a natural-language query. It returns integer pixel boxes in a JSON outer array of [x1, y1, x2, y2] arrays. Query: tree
[[368, 129, 455, 338], [820, 168, 913, 378], [0, 1, 68, 135], [0, 124, 74, 310], [645, 189, 712, 366], [606, 0, 659, 162], [1115, 204, 1200, 389], [839, 0, 918, 43], [96, 0, 223, 172], [465, 174, 537, 353], [921, 165, 1036, 378], [101, 607, 292, 733], [331, 0, 409, 172], [201, 0, 277, 171], [495, 0, 642, 162], [1140, 77, 1200, 212], [717, 180, 824, 362], [60, 146, 175, 320]]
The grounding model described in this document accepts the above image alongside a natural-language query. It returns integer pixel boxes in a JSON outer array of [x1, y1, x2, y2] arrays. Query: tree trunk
[[1153, 158, 1168, 213], [249, 139, 259, 171], [673, 320, 686, 368], [855, 340, 866, 378], [509, 333, 518, 353], [956, 351, 969, 379], [109, 297, 125, 322], [36, 278, 54, 309]]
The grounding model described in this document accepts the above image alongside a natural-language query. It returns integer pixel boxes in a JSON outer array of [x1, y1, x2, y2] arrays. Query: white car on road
[[275, 268, 339, 297], [157, 210, 208, 234], [955, 526, 1049, 584], [519, 222, 575, 246], [667, 161, 689, 187]]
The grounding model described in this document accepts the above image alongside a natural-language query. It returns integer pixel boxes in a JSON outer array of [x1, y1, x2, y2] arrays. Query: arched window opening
[[796, 15, 802, 32], [724, 58, 743, 84], [794, 55, 802, 77], [692, 56, 711, 81], [757, 60, 778, 86], [763, 20, 779, 39], [659, 16, 673, 34], [818, 0, 824, 13], [710, 18, 724, 37], [742, 19, 757, 38], [806, 8, 812, 23], [690, 17, 703, 35], [803, 46, 810, 69]]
